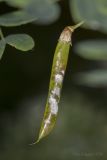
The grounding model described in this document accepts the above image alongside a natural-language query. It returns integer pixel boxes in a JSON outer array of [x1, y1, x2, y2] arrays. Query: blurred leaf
[[6, 34, 34, 51], [0, 10, 37, 27], [75, 40, 107, 60], [5, 0, 31, 7], [70, 0, 107, 33], [0, 40, 6, 59], [5, 0, 60, 7], [1, 0, 60, 25], [25, 0, 60, 25], [74, 70, 107, 87]]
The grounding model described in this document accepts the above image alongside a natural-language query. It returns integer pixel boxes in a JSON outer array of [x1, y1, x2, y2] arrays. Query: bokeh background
[[0, 0, 107, 159]]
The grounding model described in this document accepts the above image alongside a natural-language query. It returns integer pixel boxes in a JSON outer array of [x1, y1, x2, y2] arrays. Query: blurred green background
[[0, 0, 107, 159]]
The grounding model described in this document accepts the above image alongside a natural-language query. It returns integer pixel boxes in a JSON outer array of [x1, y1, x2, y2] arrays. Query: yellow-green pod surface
[[36, 22, 83, 143]]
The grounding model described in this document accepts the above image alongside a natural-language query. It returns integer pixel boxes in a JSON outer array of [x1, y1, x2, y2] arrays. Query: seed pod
[[35, 22, 84, 143]]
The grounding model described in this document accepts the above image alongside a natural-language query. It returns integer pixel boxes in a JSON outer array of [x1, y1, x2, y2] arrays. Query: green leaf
[[0, 10, 37, 27], [6, 34, 35, 51], [75, 40, 107, 60], [5, 0, 60, 8], [70, 0, 107, 33], [74, 70, 107, 87], [25, 0, 60, 25], [2, 0, 60, 25], [5, 0, 31, 7], [0, 40, 6, 60]]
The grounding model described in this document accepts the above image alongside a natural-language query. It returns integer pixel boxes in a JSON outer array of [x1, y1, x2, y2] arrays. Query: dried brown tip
[[68, 21, 84, 32]]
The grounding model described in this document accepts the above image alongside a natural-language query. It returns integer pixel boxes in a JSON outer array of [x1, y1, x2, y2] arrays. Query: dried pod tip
[[68, 21, 84, 32]]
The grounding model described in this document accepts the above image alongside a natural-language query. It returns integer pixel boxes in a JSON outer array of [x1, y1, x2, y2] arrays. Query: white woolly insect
[[49, 95, 58, 114], [55, 74, 63, 84], [51, 87, 60, 97], [45, 114, 51, 124], [61, 70, 65, 75]]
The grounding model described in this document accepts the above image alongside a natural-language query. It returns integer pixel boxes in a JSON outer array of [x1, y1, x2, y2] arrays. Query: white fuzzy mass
[[52, 87, 60, 97], [49, 95, 58, 114], [55, 74, 63, 84], [61, 70, 65, 75]]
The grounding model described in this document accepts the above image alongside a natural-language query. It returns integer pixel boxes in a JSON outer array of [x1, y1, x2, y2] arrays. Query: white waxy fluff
[[55, 74, 63, 84], [61, 70, 65, 75], [45, 114, 51, 124], [49, 95, 58, 114], [51, 87, 60, 97]]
